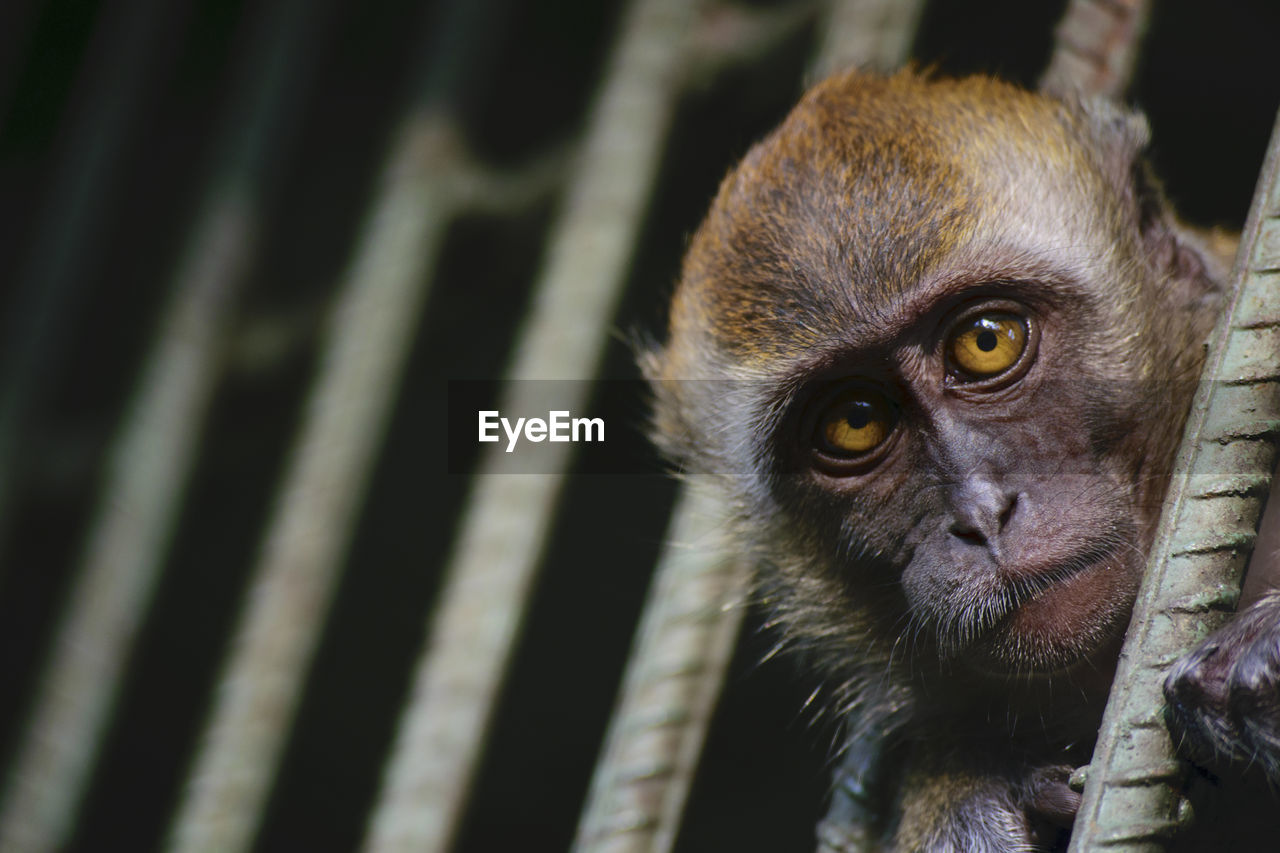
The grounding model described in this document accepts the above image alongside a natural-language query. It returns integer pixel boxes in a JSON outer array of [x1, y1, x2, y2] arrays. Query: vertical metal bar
[[1040, 0, 1150, 98], [0, 3, 332, 851], [360, 1, 702, 850], [162, 1, 530, 848], [166, 163, 450, 853], [162, 83, 455, 853], [0, 0, 172, 564], [572, 487, 746, 853], [810, 0, 924, 78], [1068, 106, 1280, 852]]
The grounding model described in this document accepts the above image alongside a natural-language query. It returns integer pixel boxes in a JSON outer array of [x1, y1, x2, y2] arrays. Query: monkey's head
[[646, 71, 1224, 722]]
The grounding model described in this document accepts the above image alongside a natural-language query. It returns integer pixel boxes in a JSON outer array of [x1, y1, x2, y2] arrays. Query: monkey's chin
[[962, 555, 1138, 678]]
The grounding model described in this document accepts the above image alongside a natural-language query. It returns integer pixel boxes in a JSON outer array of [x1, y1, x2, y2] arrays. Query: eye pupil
[[948, 312, 1029, 379], [813, 390, 894, 461], [844, 404, 871, 429]]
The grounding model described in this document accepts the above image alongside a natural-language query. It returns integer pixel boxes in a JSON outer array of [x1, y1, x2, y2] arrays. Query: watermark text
[[478, 410, 605, 452]]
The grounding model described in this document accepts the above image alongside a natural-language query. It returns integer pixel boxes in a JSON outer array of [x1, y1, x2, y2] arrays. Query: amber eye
[[814, 389, 895, 458], [948, 313, 1028, 378]]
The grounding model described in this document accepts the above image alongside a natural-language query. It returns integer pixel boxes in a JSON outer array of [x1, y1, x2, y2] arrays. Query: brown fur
[[645, 69, 1230, 850]]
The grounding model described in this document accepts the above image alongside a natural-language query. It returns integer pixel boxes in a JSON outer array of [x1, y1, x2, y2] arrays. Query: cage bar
[[1041, 0, 1151, 98], [1068, 103, 1280, 853], [571, 486, 745, 853], [0, 0, 171, 569], [0, 2, 331, 850], [360, 1, 703, 850]]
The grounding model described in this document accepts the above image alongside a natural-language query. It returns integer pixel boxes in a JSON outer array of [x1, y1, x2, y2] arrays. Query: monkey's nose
[[948, 479, 1018, 550]]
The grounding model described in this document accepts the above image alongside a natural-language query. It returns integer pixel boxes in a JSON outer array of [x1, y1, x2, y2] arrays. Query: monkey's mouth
[[948, 545, 1138, 677]]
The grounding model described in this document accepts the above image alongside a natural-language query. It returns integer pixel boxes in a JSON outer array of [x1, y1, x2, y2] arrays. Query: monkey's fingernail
[[1068, 765, 1088, 792], [1176, 795, 1195, 828]]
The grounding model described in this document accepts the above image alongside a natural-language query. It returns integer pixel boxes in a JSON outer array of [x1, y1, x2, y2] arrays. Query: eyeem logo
[[478, 410, 605, 453]]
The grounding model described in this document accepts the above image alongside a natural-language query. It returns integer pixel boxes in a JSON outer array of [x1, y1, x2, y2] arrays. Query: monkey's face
[[779, 288, 1149, 678], [648, 72, 1221, 694]]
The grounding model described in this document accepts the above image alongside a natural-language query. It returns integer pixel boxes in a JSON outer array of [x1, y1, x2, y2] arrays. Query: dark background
[[1, 1, 1277, 850]]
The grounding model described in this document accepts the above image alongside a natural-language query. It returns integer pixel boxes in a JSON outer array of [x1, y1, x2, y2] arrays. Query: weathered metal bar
[[1068, 106, 1280, 852], [163, 105, 454, 853], [159, 13, 487, 853], [0, 2, 329, 851], [684, 1, 824, 85], [810, 0, 925, 79], [162, 0, 575, 847], [1040, 0, 1150, 98], [572, 487, 746, 853], [360, 2, 702, 850]]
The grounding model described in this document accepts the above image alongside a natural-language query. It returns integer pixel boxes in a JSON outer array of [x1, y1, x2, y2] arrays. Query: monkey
[[642, 69, 1280, 851]]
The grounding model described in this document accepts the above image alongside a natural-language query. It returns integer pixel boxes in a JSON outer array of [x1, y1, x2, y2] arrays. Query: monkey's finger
[[1025, 765, 1081, 828]]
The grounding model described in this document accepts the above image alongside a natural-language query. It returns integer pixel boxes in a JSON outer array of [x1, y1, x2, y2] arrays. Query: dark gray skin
[[646, 69, 1280, 850], [1165, 591, 1280, 784]]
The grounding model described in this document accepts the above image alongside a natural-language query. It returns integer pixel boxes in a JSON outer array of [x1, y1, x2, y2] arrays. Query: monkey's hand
[[1163, 591, 1280, 784], [891, 756, 1078, 852]]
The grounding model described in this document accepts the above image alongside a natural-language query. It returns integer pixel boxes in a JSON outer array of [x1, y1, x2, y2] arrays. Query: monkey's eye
[[947, 313, 1028, 379], [813, 389, 896, 459]]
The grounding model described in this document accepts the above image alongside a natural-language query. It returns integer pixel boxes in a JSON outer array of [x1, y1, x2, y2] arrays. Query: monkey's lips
[[959, 547, 1139, 676]]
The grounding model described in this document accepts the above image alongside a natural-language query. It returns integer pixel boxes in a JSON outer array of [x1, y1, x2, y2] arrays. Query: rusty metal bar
[[1040, 0, 1150, 98], [359, 2, 702, 850], [1068, 106, 1280, 852], [0, 2, 329, 851]]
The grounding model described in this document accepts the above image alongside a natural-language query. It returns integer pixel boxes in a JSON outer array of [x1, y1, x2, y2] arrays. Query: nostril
[[998, 492, 1018, 532], [948, 485, 1018, 547], [949, 522, 986, 546]]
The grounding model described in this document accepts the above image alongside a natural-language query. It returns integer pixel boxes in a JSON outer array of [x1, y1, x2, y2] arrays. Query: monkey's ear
[[1129, 159, 1227, 310], [1076, 97, 1227, 309], [1075, 96, 1151, 190]]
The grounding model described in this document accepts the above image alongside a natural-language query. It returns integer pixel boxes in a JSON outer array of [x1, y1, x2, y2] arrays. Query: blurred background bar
[[0, 2, 1276, 852], [0, 1, 335, 849], [1040, 0, 1150, 97], [165, 1, 516, 850], [362, 1, 703, 849], [0, 0, 174, 571], [571, 486, 746, 853]]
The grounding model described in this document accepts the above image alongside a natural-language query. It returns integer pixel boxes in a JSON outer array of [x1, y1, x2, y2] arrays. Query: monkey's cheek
[[978, 559, 1138, 675]]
